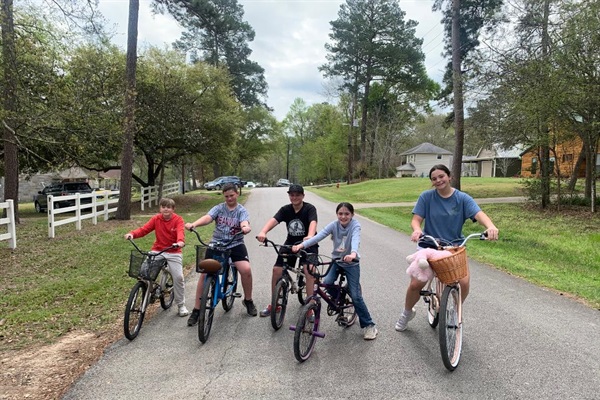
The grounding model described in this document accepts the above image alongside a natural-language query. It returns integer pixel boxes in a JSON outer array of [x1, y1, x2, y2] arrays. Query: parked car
[[34, 182, 93, 213], [204, 176, 245, 191], [276, 178, 291, 187], [244, 181, 256, 188]]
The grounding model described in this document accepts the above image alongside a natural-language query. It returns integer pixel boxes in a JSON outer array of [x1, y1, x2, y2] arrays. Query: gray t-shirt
[[207, 203, 249, 248]]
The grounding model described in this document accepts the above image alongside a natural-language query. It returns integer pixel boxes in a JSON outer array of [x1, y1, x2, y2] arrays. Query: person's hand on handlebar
[[174, 241, 185, 248], [124, 233, 133, 240], [291, 243, 303, 253], [256, 232, 267, 243], [342, 252, 358, 263], [484, 226, 499, 241]]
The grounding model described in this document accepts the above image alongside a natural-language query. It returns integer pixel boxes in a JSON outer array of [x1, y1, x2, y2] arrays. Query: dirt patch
[[0, 327, 120, 400]]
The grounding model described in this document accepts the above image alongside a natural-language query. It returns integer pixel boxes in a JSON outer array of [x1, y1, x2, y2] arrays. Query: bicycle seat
[[197, 259, 222, 274]]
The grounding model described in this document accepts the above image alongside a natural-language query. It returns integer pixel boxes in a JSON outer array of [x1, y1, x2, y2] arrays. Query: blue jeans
[[323, 261, 375, 329]]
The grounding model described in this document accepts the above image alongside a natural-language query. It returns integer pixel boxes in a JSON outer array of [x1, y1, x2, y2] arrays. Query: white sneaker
[[178, 305, 190, 317], [363, 324, 378, 340], [395, 308, 416, 331]]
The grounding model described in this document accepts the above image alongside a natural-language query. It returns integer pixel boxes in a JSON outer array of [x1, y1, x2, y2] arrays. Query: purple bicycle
[[290, 256, 357, 362]]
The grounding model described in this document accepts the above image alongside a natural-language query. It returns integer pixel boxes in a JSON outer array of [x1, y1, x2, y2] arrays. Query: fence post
[[75, 194, 82, 231], [7, 199, 16, 249], [48, 195, 55, 238]]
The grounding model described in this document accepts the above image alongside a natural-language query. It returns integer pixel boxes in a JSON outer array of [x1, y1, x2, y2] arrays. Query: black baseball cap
[[287, 184, 304, 194]]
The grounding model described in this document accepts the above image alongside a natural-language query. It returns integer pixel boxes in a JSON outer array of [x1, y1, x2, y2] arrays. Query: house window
[[436, 154, 442, 160], [562, 154, 573, 163], [531, 157, 538, 174]]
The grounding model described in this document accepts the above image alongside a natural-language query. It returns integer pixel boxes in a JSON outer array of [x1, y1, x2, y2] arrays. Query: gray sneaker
[[363, 324, 378, 340], [395, 308, 416, 331]]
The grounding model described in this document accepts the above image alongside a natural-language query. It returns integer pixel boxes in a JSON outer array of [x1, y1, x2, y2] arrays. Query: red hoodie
[[129, 213, 185, 253]]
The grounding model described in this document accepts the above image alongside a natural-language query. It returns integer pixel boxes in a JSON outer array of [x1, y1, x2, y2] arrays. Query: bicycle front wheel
[[339, 289, 357, 327], [293, 301, 319, 362], [198, 275, 216, 343], [159, 269, 174, 310], [222, 265, 237, 312], [124, 281, 147, 340], [271, 278, 289, 330], [439, 285, 463, 371], [296, 273, 307, 305]]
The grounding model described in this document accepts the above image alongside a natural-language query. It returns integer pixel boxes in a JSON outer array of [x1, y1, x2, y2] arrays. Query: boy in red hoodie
[[124, 198, 189, 317]]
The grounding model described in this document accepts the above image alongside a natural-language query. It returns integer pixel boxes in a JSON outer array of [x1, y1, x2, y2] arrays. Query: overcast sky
[[98, 0, 447, 120]]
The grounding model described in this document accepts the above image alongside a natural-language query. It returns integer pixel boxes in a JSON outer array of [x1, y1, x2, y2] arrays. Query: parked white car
[[244, 181, 256, 188]]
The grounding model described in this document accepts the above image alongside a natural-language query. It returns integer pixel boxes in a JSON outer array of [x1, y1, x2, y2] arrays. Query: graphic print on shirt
[[336, 235, 347, 252], [288, 219, 305, 237]]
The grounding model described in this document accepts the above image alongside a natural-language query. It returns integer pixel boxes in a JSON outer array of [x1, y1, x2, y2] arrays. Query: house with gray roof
[[396, 142, 453, 177]]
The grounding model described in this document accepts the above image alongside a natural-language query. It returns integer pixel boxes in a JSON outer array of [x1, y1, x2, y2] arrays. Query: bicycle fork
[[289, 290, 326, 338]]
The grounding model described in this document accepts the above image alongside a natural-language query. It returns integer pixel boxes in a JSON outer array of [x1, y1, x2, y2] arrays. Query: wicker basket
[[128, 251, 164, 280], [428, 247, 468, 284]]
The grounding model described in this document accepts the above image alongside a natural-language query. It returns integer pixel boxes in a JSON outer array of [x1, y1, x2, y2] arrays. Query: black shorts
[[206, 243, 249, 263], [274, 244, 318, 267]]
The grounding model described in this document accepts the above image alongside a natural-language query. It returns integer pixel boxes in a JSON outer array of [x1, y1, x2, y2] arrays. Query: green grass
[[0, 192, 231, 351], [310, 177, 524, 203]]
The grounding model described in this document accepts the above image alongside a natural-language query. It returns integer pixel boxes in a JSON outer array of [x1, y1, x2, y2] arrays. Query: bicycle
[[290, 256, 358, 362], [189, 227, 241, 343], [418, 232, 488, 371], [124, 240, 177, 340], [258, 238, 309, 330]]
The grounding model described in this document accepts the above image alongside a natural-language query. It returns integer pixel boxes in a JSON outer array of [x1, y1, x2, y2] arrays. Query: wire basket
[[428, 247, 468, 284], [195, 245, 229, 274], [129, 251, 164, 280]]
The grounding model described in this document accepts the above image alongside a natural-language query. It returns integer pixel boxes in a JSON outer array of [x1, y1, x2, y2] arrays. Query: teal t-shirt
[[412, 189, 480, 245]]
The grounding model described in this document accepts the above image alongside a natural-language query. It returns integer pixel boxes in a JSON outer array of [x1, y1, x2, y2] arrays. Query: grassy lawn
[[308, 178, 599, 310], [1, 180, 598, 352]]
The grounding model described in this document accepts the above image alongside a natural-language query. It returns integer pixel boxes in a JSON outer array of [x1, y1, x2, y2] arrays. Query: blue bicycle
[[190, 228, 241, 343]]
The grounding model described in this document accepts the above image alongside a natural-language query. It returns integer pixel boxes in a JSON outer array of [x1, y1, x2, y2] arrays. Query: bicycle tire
[[222, 264, 237, 312], [293, 301, 319, 362], [296, 273, 307, 305], [427, 278, 440, 329], [124, 281, 147, 340], [439, 285, 463, 371], [159, 269, 175, 310], [198, 276, 216, 343], [271, 278, 288, 330], [339, 289, 357, 327]]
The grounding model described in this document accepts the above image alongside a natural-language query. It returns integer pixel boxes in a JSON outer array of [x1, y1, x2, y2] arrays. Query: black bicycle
[[124, 240, 177, 340], [258, 238, 309, 330]]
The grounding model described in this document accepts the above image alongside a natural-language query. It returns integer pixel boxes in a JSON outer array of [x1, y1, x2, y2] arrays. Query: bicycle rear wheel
[[222, 265, 237, 312], [427, 278, 440, 328], [159, 269, 174, 310], [439, 285, 463, 371], [124, 281, 147, 340], [198, 275, 216, 343], [271, 278, 289, 330], [293, 301, 319, 362]]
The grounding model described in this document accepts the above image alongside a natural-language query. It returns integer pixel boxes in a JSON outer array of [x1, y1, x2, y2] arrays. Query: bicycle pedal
[[420, 290, 432, 297], [232, 292, 242, 298]]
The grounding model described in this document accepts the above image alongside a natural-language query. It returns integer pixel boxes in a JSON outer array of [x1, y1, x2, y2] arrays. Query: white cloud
[[97, 0, 446, 120]]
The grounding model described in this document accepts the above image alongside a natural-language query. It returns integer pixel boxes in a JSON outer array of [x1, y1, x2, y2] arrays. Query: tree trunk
[[1, 0, 19, 222], [567, 143, 585, 192], [116, 0, 139, 220], [451, 0, 464, 190], [539, 0, 551, 209]]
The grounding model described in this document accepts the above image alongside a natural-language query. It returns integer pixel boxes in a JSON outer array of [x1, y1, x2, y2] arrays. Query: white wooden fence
[[47, 190, 119, 238], [140, 181, 181, 211], [0, 199, 17, 249]]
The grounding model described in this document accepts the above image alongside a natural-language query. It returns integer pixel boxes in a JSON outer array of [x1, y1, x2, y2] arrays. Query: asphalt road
[[64, 188, 600, 400]]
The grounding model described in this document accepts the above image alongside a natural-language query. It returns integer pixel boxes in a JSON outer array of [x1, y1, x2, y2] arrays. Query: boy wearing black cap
[[255, 184, 319, 317]]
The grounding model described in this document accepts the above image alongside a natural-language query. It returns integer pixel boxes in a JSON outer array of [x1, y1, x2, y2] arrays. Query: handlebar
[[188, 227, 242, 250], [258, 237, 306, 258], [418, 232, 488, 250], [128, 238, 178, 256]]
